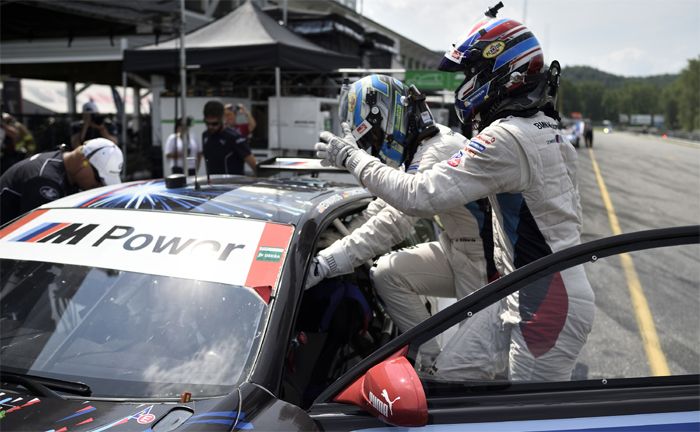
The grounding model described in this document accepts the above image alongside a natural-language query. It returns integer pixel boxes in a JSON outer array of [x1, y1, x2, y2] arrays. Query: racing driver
[[306, 74, 494, 367], [315, 4, 595, 382]]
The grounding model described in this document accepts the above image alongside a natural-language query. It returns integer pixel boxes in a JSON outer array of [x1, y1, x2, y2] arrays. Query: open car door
[[308, 226, 700, 431]]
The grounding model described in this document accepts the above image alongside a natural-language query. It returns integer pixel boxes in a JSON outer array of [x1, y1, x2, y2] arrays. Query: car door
[[309, 226, 700, 431]]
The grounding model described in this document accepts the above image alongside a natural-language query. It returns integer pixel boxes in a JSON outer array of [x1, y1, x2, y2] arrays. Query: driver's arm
[[353, 125, 527, 216], [322, 204, 419, 274]]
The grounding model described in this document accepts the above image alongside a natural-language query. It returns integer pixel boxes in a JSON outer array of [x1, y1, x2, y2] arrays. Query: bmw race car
[[1, 167, 698, 431]]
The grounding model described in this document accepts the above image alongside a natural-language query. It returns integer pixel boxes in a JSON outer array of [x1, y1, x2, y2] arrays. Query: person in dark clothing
[[201, 100, 257, 176], [0, 138, 123, 225], [70, 101, 118, 149], [584, 120, 594, 148]]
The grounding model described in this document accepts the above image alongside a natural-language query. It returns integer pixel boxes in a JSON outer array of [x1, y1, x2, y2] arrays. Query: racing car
[[1, 167, 698, 431]]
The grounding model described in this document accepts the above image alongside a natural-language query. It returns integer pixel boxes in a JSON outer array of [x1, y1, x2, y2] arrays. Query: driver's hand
[[304, 254, 331, 290], [315, 122, 359, 168]]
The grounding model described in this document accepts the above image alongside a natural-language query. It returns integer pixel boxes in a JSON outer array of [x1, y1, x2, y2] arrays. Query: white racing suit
[[318, 125, 490, 360], [344, 112, 595, 381]]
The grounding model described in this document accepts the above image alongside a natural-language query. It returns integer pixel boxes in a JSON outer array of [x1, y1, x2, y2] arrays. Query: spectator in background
[[2, 113, 35, 155], [165, 117, 201, 176], [224, 103, 256, 139], [584, 120, 594, 148], [71, 101, 118, 148], [1, 114, 24, 172], [0, 138, 123, 224], [202, 100, 256, 176]]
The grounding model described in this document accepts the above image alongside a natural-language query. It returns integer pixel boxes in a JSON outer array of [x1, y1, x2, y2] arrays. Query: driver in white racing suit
[[306, 75, 494, 364], [315, 5, 595, 382]]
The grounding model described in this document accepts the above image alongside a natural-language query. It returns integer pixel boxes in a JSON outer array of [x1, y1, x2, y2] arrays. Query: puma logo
[[369, 388, 402, 417], [381, 389, 400, 416]]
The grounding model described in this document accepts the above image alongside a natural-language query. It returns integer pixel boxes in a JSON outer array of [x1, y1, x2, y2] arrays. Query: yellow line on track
[[588, 148, 670, 376]]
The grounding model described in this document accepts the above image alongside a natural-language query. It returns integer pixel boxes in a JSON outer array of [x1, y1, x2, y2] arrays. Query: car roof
[[41, 175, 371, 225]]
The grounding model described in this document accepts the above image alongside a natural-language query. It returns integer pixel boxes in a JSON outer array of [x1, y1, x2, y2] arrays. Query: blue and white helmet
[[338, 74, 410, 168]]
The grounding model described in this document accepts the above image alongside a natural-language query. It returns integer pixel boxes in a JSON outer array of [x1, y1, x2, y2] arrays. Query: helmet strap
[[364, 88, 383, 128], [403, 85, 440, 169], [362, 87, 393, 158]]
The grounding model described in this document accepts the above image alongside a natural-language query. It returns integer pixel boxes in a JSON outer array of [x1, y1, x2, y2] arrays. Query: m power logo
[[11, 222, 245, 262]]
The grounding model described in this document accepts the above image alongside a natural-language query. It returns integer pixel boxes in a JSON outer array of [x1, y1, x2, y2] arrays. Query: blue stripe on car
[[354, 410, 700, 431], [12, 222, 58, 242]]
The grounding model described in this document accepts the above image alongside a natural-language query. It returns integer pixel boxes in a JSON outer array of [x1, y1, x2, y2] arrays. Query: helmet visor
[[453, 74, 489, 124], [338, 83, 351, 124]]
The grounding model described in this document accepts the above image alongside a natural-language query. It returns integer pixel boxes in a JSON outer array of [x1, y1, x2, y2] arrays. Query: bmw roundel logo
[[39, 186, 60, 200]]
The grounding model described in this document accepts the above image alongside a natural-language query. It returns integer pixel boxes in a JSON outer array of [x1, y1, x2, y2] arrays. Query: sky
[[11, 0, 700, 114], [361, 0, 700, 77]]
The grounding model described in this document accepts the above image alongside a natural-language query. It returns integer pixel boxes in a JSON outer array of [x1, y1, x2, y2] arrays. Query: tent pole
[[282, 0, 288, 26], [179, 0, 193, 186], [151, 75, 165, 177], [121, 71, 128, 177], [67, 82, 76, 117], [121, 38, 128, 178], [275, 66, 281, 155]]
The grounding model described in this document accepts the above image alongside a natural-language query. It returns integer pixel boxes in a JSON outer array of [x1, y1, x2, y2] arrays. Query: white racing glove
[[315, 123, 379, 181], [315, 122, 359, 168], [304, 241, 355, 290], [305, 254, 331, 290]]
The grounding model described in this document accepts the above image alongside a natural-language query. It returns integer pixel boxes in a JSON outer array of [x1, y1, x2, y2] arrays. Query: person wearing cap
[[70, 101, 118, 148], [0, 138, 123, 225]]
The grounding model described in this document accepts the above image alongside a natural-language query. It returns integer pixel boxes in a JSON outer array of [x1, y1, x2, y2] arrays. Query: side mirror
[[334, 355, 427, 427]]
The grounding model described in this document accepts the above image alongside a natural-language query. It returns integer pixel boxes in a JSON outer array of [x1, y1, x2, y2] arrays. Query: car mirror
[[333, 355, 427, 427]]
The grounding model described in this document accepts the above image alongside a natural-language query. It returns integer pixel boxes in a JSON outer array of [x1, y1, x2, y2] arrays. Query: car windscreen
[[0, 208, 295, 398], [0, 259, 267, 399]]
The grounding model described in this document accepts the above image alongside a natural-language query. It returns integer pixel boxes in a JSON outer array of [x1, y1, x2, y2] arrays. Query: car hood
[[0, 389, 240, 431]]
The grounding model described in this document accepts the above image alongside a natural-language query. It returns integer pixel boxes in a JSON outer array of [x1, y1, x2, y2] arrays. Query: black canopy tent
[[123, 1, 359, 160], [122, 1, 359, 73]]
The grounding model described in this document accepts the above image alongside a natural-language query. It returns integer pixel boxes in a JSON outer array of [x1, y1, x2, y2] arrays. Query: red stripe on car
[[0, 209, 49, 239]]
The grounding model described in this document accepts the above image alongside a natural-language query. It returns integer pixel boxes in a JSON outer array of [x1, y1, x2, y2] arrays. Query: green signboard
[[405, 70, 465, 91]]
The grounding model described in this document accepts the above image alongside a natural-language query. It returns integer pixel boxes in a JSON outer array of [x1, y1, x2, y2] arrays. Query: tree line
[[558, 57, 699, 131]]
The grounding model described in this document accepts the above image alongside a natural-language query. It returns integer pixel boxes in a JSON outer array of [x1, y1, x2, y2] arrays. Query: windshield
[[0, 259, 268, 399]]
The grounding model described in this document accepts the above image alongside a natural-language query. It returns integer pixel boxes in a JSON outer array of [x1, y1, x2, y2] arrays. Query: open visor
[[337, 81, 352, 123]]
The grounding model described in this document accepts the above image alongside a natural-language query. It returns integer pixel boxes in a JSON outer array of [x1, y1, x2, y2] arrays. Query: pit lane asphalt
[[574, 131, 700, 380]]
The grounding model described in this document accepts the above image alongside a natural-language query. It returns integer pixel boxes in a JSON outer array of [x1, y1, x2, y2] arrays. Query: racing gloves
[[315, 122, 376, 179], [305, 254, 331, 290], [304, 241, 355, 290]]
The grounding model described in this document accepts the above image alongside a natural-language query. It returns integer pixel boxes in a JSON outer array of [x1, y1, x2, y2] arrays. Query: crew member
[[202, 100, 256, 175], [0, 138, 123, 224]]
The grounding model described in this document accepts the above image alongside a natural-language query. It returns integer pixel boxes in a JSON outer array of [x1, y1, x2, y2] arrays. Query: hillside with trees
[[559, 58, 699, 132]]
